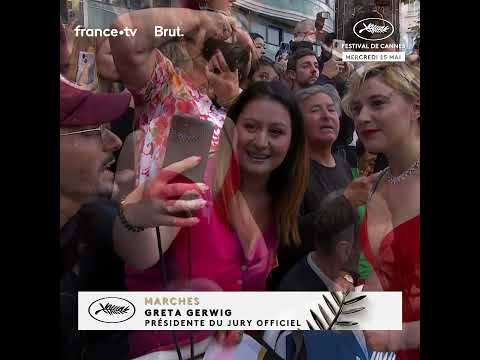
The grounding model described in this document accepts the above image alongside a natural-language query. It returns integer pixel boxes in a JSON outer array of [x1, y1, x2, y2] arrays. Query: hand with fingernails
[[215, 330, 244, 347], [205, 49, 240, 107], [120, 155, 209, 228], [343, 175, 376, 207]]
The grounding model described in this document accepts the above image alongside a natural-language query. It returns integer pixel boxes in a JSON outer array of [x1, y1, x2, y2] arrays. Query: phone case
[[76, 51, 95, 84], [162, 114, 214, 185]]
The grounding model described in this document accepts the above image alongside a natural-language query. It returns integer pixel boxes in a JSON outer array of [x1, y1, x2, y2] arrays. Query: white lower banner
[[78, 291, 402, 331]]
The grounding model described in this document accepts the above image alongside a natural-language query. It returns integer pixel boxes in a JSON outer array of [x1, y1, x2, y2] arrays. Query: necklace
[[385, 159, 420, 185]]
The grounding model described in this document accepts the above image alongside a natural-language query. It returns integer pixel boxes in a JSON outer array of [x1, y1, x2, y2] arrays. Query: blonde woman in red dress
[[343, 62, 420, 360]]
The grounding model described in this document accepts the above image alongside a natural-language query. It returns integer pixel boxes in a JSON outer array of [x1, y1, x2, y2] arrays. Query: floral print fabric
[[130, 49, 226, 184]]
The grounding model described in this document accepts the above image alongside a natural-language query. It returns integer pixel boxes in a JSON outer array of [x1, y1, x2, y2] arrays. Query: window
[[251, 22, 267, 40], [407, 1, 420, 16], [283, 32, 294, 44], [267, 26, 280, 46]]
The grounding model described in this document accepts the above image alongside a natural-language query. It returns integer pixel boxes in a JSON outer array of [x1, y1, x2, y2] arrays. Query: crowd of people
[[60, 1, 420, 360]]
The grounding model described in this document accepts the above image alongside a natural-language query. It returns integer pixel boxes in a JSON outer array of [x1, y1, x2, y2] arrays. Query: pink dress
[[360, 213, 420, 360], [126, 195, 278, 358]]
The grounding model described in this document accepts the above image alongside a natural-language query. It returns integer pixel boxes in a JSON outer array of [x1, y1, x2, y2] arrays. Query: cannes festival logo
[[353, 18, 394, 41], [88, 297, 136, 323]]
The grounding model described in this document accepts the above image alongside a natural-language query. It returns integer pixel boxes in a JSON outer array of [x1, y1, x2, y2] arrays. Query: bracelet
[[117, 205, 145, 233]]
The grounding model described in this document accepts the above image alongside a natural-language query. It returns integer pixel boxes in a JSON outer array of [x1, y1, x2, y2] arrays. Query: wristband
[[118, 205, 145, 233]]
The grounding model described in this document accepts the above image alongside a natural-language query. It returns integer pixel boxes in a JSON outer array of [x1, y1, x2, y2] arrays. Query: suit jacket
[[286, 331, 368, 360]]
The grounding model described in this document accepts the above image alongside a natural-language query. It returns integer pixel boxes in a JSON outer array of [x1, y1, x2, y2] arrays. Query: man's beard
[[300, 77, 317, 88]]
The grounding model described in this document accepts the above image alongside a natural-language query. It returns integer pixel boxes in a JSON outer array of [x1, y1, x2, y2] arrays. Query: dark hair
[[289, 40, 314, 54], [248, 56, 281, 80], [287, 48, 317, 71], [314, 223, 355, 256], [213, 81, 309, 247], [250, 33, 264, 42], [323, 32, 336, 47], [275, 49, 289, 62], [413, 37, 420, 57], [413, 37, 420, 50], [356, 140, 366, 157], [202, 38, 249, 73]]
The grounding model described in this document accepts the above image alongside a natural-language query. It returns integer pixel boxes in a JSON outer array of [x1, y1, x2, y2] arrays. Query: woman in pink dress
[[114, 80, 309, 359], [343, 62, 420, 360]]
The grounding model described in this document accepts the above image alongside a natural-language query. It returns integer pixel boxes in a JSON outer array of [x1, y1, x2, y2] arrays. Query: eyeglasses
[[60, 123, 114, 143]]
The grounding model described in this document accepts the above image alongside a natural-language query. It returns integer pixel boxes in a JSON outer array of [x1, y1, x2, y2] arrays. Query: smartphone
[[75, 51, 95, 84], [162, 114, 214, 186], [332, 39, 345, 60]]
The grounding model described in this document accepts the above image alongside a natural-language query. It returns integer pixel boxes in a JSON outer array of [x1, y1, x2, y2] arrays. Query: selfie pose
[[343, 62, 420, 360], [113, 81, 308, 358]]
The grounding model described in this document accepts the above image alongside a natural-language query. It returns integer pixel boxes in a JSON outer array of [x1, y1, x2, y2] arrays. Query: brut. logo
[[353, 18, 394, 41], [88, 297, 136, 323]]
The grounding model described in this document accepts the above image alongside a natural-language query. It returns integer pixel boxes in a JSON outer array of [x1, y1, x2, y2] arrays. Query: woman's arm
[[95, 36, 120, 82], [299, 176, 373, 243], [109, 8, 233, 90], [112, 156, 208, 270]]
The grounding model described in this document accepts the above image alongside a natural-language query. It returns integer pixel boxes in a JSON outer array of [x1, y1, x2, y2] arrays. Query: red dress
[[360, 212, 420, 360]]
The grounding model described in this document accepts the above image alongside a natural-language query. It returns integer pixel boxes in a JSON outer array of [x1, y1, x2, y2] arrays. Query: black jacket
[[60, 199, 128, 360]]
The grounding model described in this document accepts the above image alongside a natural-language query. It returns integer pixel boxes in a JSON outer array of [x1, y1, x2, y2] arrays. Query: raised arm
[[95, 36, 120, 82], [109, 8, 233, 90]]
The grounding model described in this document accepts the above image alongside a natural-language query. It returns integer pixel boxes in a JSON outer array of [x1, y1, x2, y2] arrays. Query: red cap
[[60, 75, 131, 126]]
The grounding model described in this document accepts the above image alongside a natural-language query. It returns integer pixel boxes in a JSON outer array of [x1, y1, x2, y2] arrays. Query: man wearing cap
[[60, 74, 131, 360], [60, 72, 209, 358]]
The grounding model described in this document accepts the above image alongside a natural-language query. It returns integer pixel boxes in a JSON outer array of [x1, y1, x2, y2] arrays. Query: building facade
[[232, 0, 336, 59], [78, 1, 337, 59], [399, 0, 420, 53]]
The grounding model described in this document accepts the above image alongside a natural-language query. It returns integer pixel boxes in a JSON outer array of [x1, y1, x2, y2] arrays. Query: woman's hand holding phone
[[121, 156, 209, 228]]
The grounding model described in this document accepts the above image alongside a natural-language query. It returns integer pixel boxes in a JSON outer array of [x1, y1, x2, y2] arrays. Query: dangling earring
[[198, 0, 208, 10]]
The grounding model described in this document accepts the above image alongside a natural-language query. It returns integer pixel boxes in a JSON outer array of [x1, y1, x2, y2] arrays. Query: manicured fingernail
[[200, 184, 209, 192]]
